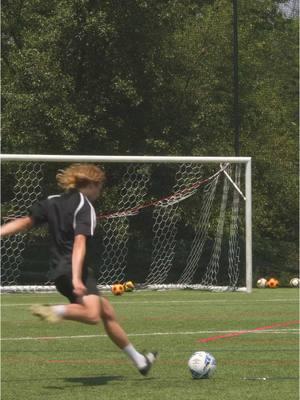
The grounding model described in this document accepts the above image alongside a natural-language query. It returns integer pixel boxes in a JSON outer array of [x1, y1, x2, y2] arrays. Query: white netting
[[177, 175, 219, 284], [1, 158, 247, 292], [146, 164, 203, 284], [227, 165, 241, 288], [1, 163, 43, 286], [99, 165, 150, 284], [200, 168, 231, 287]]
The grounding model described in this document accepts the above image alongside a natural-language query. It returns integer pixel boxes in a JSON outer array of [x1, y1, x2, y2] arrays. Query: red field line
[[198, 320, 300, 343]]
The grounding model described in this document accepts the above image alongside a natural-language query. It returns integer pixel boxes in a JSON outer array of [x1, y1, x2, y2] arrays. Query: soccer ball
[[289, 278, 299, 288], [256, 278, 267, 288], [267, 278, 279, 288], [123, 281, 135, 292], [188, 351, 216, 379], [111, 284, 125, 296]]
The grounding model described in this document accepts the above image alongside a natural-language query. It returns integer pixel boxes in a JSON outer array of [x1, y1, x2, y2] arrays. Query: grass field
[[1, 288, 299, 400]]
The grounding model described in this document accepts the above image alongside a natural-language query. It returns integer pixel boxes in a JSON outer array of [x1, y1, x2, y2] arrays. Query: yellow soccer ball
[[123, 281, 135, 292]]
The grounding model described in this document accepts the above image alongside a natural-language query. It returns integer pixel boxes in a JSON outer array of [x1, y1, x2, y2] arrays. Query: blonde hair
[[56, 163, 106, 190]]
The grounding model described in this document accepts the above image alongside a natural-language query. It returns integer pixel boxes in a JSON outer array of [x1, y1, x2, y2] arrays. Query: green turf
[[1, 288, 299, 400]]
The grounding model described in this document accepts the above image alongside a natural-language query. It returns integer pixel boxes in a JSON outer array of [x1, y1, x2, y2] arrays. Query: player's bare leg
[[100, 296, 158, 375], [99, 296, 129, 348], [31, 296, 158, 375], [60, 295, 101, 324], [31, 295, 101, 325]]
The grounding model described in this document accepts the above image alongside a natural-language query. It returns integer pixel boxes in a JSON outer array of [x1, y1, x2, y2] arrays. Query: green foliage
[[2, 0, 298, 274]]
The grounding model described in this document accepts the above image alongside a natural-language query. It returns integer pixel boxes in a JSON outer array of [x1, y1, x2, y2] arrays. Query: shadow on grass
[[42, 375, 125, 390], [65, 375, 125, 386]]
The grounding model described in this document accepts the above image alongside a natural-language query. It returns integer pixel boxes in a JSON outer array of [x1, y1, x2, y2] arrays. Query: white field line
[[1, 328, 299, 342], [1, 298, 299, 307]]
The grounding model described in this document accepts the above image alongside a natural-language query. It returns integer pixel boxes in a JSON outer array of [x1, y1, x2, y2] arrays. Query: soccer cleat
[[31, 304, 61, 323], [139, 351, 158, 376]]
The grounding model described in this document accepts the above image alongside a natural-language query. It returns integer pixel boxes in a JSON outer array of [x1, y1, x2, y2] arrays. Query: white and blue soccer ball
[[256, 278, 267, 288], [188, 351, 216, 379], [289, 277, 299, 288]]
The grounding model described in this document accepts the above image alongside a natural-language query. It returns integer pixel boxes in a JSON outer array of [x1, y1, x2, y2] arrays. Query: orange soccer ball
[[111, 283, 125, 296], [267, 278, 279, 288]]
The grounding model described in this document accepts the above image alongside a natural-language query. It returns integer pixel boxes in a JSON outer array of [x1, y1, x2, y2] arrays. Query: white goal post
[[1, 154, 252, 293]]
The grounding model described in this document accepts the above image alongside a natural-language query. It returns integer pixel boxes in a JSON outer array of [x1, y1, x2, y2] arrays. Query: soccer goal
[[1, 154, 252, 293]]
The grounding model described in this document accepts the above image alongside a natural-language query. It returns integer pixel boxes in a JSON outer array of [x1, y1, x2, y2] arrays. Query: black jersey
[[29, 190, 96, 279]]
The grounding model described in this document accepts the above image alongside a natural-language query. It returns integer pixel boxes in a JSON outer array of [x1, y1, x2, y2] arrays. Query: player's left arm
[[72, 234, 88, 297], [0, 216, 34, 238]]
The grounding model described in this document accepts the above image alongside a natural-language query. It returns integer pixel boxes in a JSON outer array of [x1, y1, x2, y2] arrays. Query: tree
[[2, 0, 298, 278]]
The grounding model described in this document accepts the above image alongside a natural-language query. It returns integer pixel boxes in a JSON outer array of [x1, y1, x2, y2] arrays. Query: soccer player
[[0, 163, 157, 376]]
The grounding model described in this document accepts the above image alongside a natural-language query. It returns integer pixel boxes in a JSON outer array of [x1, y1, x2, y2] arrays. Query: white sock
[[51, 305, 66, 317], [123, 344, 147, 369]]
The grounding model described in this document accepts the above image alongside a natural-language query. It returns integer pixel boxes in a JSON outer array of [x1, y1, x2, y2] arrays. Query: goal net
[[1, 155, 252, 293]]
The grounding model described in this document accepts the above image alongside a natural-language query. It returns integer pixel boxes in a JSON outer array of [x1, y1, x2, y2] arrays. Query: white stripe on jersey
[[84, 196, 97, 236], [47, 195, 61, 199], [73, 193, 85, 230]]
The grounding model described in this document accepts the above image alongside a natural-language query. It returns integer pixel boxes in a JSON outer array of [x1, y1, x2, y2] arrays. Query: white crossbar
[[1, 154, 251, 163]]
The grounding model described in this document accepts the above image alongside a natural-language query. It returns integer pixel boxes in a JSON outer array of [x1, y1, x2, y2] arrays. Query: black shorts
[[54, 268, 99, 304]]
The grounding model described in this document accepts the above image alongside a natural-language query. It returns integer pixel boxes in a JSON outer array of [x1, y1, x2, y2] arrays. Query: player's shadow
[[65, 375, 125, 386], [44, 375, 124, 390]]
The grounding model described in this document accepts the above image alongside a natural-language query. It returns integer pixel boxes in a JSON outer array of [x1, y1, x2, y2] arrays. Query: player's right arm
[[0, 216, 34, 238], [72, 234, 87, 297], [0, 198, 48, 238], [71, 195, 96, 297]]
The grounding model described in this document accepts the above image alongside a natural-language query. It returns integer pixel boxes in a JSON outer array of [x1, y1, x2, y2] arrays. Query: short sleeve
[[29, 200, 48, 226], [74, 198, 96, 237]]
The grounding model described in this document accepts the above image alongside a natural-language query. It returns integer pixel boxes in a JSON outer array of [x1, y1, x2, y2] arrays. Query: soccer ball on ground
[[256, 278, 267, 288], [123, 281, 135, 292], [111, 283, 125, 296], [188, 351, 216, 379], [267, 278, 279, 288], [289, 278, 299, 288]]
